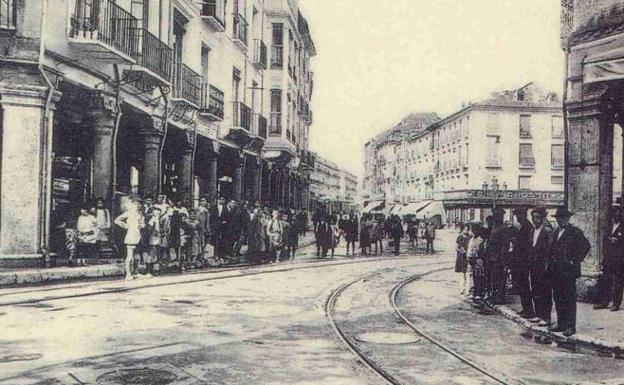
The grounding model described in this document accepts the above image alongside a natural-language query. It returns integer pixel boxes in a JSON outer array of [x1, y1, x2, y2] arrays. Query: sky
[[297, 0, 565, 177]]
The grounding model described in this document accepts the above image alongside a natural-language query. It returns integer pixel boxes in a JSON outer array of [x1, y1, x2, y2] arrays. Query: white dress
[[114, 209, 143, 245]]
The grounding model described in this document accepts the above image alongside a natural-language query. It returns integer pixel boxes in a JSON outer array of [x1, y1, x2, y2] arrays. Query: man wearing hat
[[484, 206, 510, 304], [594, 206, 624, 311], [510, 206, 535, 318], [550, 206, 590, 337], [528, 206, 554, 327]]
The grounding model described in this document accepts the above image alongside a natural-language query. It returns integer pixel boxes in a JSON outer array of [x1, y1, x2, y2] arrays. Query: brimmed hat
[[553, 207, 574, 218]]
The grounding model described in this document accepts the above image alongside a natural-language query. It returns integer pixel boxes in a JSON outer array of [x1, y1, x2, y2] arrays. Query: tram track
[[326, 266, 520, 385]]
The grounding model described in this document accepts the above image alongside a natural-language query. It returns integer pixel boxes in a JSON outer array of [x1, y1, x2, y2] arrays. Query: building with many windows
[[0, 0, 315, 265], [310, 153, 359, 215], [363, 83, 566, 224]]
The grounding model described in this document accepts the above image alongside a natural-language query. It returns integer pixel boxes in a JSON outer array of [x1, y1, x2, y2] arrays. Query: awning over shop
[[362, 200, 385, 213], [389, 203, 403, 215], [417, 200, 447, 222], [403, 200, 432, 215]]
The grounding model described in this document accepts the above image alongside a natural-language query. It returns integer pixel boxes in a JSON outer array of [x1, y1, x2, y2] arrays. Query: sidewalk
[[488, 291, 624, 357], [0, 233, 317, 288]]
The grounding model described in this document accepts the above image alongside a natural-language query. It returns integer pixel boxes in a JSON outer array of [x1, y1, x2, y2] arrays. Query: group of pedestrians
[[455, 206, 591, 337], [109, 194, 307, 280]]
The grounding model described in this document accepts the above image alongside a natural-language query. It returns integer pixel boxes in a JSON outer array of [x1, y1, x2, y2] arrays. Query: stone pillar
[[233, 157, 244, 202], [139, 117, 164, 198], [250, 158, 260, 203], [177, 131, 195, 204], [207, 154, 218, 204], [567, 83, 617, 271], [91, 93, 120, 204]]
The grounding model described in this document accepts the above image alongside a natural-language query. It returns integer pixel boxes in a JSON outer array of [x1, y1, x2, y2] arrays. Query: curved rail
[[390, 274, 518, 385]]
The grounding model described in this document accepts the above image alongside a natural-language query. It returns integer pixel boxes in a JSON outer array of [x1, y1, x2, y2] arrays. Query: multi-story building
[[0, 0, 315, 265], [310, 153, 359, 214], [363, 83, 566, 223]]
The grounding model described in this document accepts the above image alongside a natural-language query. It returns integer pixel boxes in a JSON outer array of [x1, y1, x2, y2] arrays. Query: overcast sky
[[298, 0, 564, 177]]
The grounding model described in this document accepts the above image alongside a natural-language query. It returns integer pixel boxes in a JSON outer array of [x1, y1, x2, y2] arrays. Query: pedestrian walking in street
[[315, 215, 332, 258], [425, 220, 436, 254], [594, 206, 624, 312], [390, 215, 404, 255], [372, 220, 384, 255], [76, 204, 98, 266], [267, 209, 286, 263], [344, 213, 358, 256], [455, 224, 470, 294], [550, 207, 591, 337], [511, 207, 535, 319], [528, 207, 553, 327], [467, 224, 486, 300], [114, 197, 144, 280]]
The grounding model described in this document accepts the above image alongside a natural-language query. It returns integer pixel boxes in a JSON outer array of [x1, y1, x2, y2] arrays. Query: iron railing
[[271, 45, 283, 68], [173, 62, 202, 106], [253, 113, 267, 139], [70, 0, 138, 58], [200, 84, 225, 120], [131, 27, 173, 82], [0, 0, 16, 29], [253, 39, 268, 69], [269, 112, 282, 134], [232, 101, 252, 131], [199, 0, 226, 29], [232, 13, 248, 46]]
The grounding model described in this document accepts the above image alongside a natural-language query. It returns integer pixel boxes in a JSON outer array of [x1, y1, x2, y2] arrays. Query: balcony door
[[232, 68, 241, 103]]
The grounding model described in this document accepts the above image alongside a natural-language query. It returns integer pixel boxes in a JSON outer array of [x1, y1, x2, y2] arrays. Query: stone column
[[233, 156, 244, 202], [567, 83, 617, 271], [91, 93, 120, 204], [207, 154, 218, 204], [139, 117, 164, 198], [177, 131, 195, 204], [249, 158, 260, 203]]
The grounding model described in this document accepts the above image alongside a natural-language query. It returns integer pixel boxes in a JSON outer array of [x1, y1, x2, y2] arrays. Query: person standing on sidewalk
[[390, 215, 404, 256], [76, 204, 98, 266], [594, 206, 624, 311], [344, 213, 358, 256], [550, 207, 591, 337], [372, 219, 384, 255], [425, 220, 436, 254], [455, 224, 470, 294], [114, 197, 144, 280], [511, 207, 535, 319], [528, 207, 553, 327], [267, 209, 286, 263], [484, 207, 509, 304], [467, 224, 486, 300]]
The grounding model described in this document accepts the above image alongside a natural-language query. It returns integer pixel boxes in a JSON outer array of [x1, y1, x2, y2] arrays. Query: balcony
[[129, 27, 173, 85], [253, 113, 268, 139], [199, 0, 226, 32], [172, 62, 202, 109], [269, 112, 282, 135], [69, 0, 138, 63], [228, 101, 253, 145], [232, 13, 248, 51], [199, 84, 225, 121], [252, 39, 268, 70], [271, 45, 284, 68]]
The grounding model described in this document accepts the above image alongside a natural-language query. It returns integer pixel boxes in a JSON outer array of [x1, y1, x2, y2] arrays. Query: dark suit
[[595, 221, 624, 308], [209, 204, 230, 257], [528, 225, 553, 321], [510, 220, 534, 314], [550, 225, 590, 331]]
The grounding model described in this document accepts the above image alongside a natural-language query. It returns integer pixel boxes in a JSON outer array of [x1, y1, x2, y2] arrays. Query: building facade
[[363, 84, 566, 222], [0, 0, 315, 265], [310, 153, 358, 215]]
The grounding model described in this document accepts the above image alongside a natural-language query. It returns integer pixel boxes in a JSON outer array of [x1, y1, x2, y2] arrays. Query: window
[[269, 89, 282, 134], [130, 166, 140, 196], [519, 143, 535, 168], [518, 176, 532, 190], [552, 115, 564, 138], [486, 136, 501, 168], [551, 144, 564, 168], [519, 115, 532, 138], [201, 45, 210, 80], [271, 23, 284, 68], [487, 113, 500, 134], [551, 176, 564, 185]]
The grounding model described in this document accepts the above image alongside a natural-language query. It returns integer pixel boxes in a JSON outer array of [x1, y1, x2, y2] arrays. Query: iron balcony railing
[[269, 112, 282, 134], [253, 39, 268, 69], [232, 101, 252, 131], [131, 27, 173, 82], [70, 0, 138, 58], [199, 0, 226, 29], [0, 0, 16, 29], [253, 113, 268, 139], [271, 45, 283, 68], [173, 62, 202, 106], [232, 13, 248, 47], [200, 84, 225, 120]]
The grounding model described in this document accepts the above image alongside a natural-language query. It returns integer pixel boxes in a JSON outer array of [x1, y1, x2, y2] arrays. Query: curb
[[476, 299, 624, 358]]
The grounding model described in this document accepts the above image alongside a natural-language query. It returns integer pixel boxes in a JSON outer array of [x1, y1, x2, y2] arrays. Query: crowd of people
[[70, 194, 309, 280], [454, 206, 591, 338]]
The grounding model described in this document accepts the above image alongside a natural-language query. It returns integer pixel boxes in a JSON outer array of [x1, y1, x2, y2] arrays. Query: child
[[466, 224, 486, 300], [76, 205, 98, 266], [183, 209, 202, 269], [455, 224, 470, 294], [144, 207, 162, 277]]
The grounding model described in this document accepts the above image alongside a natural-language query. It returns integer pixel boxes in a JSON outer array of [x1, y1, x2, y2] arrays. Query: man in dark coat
[[528, 207, 553, 327], [594, 206, 624, 311], [484, 207, 510, 304], [510, 207, 534, 318], [390, 215, 404, 255], [209, 196, 230, 259], [315, 215, 332, 258], [550, 207, 591, 337]]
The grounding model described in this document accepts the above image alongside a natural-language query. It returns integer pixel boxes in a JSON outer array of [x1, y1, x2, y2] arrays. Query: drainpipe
[[563, 41, 570, 207], [37, 0, 56, 254]]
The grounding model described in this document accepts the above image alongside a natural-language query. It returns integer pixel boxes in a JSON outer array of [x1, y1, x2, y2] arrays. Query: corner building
[[0, 0, 315, 265]]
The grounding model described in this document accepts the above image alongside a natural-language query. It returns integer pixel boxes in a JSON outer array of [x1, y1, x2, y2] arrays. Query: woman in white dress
[[114, 197, 144, 279]]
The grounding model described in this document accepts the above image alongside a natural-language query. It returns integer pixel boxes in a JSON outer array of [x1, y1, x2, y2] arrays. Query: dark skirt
[[455, 251, 467, 273]]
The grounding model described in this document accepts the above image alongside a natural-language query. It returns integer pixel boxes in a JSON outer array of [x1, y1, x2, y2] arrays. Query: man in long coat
[[510, 207, 534, 318], [550, 207, 590, 337], [528, 207, 553, 327], [209, 196, 229, 259], [484, 207, 510, 304], [594, 206, 624, 311]]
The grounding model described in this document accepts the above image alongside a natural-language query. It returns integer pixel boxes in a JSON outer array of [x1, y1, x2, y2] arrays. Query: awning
[[362, 200, 385, 213], [389, 203, 404, 215], [403, 200, 433, 215], [417, 200, 447, 222]]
